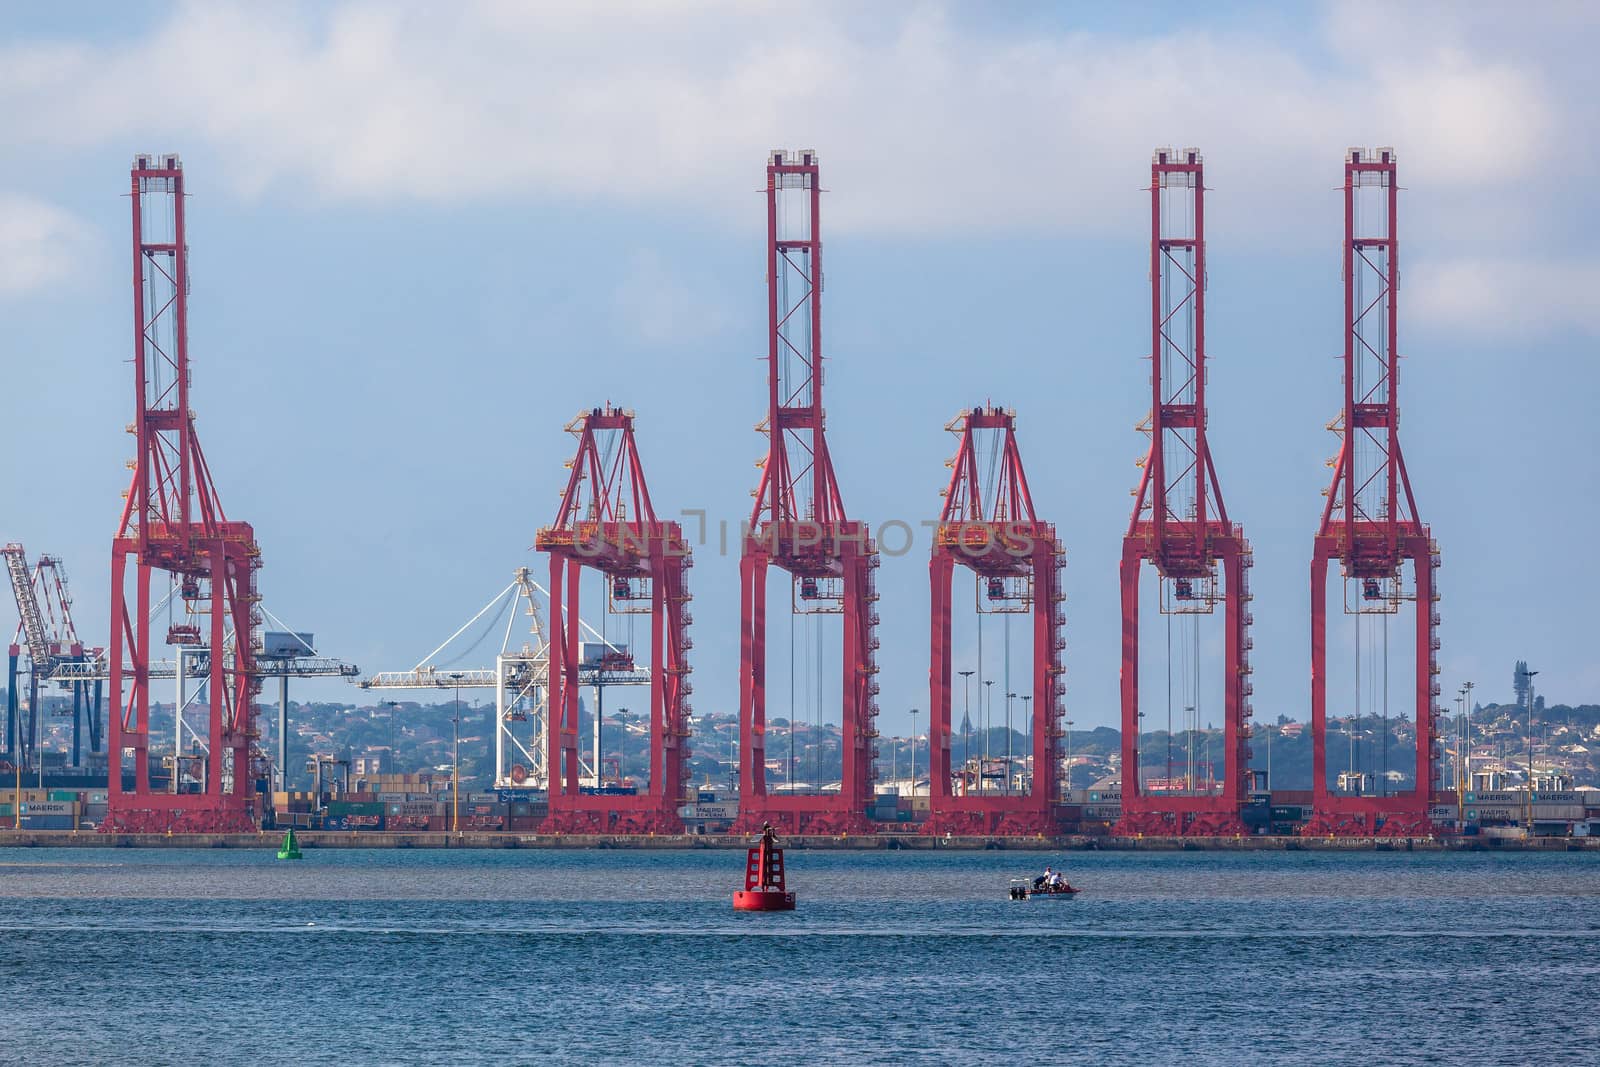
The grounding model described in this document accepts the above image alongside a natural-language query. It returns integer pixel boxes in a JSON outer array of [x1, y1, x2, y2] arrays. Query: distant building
[[352, 752, 390, 777]]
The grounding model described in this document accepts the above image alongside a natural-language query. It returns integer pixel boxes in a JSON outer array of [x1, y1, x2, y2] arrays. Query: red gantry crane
[[924, 407, 1066, 836], [536, 406, 693, 834], [1116, 149, 1255, 837], [1304, 148, 1441, 837], [106, 154, 264, 833], [735, 150, 881, 835]]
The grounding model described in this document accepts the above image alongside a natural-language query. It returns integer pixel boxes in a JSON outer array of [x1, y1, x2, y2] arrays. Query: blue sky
[[0, 2, 1595, 732]]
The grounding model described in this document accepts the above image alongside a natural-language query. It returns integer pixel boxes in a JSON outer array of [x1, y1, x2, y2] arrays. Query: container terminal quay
[[3, 147, 1595, 848]]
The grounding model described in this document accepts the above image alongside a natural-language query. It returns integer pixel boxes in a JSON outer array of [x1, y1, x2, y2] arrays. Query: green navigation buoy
[[277, 827, 303, 860]]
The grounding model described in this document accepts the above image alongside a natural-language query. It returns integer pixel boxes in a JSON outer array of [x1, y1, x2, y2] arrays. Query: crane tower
[[735, 150, 881, 835], [924, 407, 1066, 835], [1304, 148, 1441, 837], [536, 406, 692, 834], [106, 155, 264, 833], [1116, 149, 1255, 837]]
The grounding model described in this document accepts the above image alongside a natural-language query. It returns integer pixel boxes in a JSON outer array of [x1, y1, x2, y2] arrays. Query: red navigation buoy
[[733, 823, 796, 911]]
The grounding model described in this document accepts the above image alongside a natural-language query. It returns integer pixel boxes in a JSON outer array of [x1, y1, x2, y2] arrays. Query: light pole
[[983, 679, 994, 793], [958, 670, 975, 795], [1347, 716, 1357, 794], [449, 673, 463, 834], [1185, 705, 1196, 792], [1021, 694, 1032, 789], [1005, 692, 1016, 795], [1461, 679, 1475, 795], [1063, 718, 1074, 799], [909, 708, 919, 796], [1524, 668, 1539, 830], [1265, 721, 1273, 791], [386, 701, 401, 774], [614, 707, 628, 789], [1136, 710, 1146, 792]]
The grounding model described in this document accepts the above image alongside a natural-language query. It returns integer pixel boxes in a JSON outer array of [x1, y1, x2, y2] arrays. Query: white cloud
[[1409, 258, 1600, 339], [0, 1, 1592, 327], [0, 193, 94, 295], [0, 2, 1578, 234]]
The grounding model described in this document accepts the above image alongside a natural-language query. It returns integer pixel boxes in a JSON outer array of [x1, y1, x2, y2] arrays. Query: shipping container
[[1534, 805, 1586, 821], [48, 790, 79, 802], [326, 801, 385, 817], [26, 816, 76, 831], [1466, 807, 1519, 822], [397, 802, 438, 818], [1, 801, 77, 817], [693, 802, 738, 821]]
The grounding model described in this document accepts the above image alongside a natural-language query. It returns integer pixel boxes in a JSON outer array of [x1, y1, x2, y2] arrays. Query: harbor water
[[1, 847, 1596, 1064]]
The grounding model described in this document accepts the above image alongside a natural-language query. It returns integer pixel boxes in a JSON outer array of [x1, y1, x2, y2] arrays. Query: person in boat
[[1034, 865, 1054, 890]]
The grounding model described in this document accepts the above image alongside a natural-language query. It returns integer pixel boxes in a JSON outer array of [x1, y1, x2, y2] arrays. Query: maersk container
[[2, 801, 77, 817]]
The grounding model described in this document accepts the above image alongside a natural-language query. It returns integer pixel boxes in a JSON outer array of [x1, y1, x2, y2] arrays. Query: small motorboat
[[1008, 877, 1080, 900]]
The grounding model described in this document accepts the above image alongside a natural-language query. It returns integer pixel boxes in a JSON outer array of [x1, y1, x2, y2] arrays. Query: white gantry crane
[[358, 566, 648, 790]]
